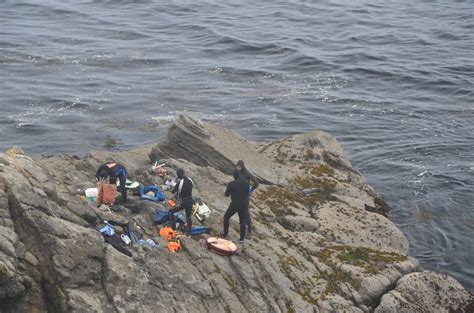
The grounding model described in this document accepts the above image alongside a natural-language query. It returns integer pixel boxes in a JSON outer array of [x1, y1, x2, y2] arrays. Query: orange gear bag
[[167, 241, 182, 253], [159, 227, 178, 241]]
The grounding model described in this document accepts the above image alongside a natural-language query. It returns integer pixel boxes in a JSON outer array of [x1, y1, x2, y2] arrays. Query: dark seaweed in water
[[0, 0, 472, 290]]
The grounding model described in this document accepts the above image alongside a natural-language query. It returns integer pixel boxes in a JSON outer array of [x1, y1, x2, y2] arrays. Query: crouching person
[[169, 168, 194, 235], [96, 162, 127, 204]]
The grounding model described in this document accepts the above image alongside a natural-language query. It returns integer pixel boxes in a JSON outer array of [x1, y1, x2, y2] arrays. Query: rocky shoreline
[[0, 114, 472, 312]]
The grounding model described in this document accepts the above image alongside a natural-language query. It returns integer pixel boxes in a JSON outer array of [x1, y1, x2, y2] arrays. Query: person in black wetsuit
[[222, 169, 250, 243], [236, 160, 259, 236], [96, 162, 127, 203], [169, 168, 194, 235]]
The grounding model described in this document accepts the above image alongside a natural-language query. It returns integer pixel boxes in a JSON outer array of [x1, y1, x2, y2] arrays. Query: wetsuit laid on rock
[[170, 168, 194, 235], [96, 162, 127, 203], [222, 169, 250, 243], [236, 160, 258, 236]]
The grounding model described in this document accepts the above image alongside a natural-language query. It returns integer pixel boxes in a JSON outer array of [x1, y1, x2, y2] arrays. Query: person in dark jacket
[[222, 169, 250, 243], [169, 168, 194, 235], [236, 160, 258, 236], [96, 162, 127, 203]]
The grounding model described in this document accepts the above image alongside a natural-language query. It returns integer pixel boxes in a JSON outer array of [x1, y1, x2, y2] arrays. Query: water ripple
[[0, 0, 473, 291]]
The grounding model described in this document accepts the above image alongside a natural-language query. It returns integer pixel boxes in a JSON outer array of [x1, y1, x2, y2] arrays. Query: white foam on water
[[150, 115, 177, 123]]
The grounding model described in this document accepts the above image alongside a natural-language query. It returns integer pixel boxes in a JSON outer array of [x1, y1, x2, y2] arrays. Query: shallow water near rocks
[[0, 0, 472, 291]]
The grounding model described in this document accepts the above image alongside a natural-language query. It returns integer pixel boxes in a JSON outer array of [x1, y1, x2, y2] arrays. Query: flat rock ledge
[[0, 114, 472, 312]]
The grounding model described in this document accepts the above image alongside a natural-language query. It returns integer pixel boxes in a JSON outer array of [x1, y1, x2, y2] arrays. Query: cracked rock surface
[[0, 114, 471, 312]]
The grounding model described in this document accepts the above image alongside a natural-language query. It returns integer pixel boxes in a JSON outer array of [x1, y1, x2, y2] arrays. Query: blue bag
[[99, 224, 115, 237], [140, 185, 167, 202], [189, 226, 211, 236], [153, 210, 169, 224]]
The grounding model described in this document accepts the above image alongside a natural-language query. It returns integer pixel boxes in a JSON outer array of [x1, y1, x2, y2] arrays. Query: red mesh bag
[[97, 181, 117, 205]]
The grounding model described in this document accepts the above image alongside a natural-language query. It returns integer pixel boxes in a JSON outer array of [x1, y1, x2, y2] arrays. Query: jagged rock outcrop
[[375, 271, 473, 312], [149, 114, 281, 184], [0, 115, 471, 312]]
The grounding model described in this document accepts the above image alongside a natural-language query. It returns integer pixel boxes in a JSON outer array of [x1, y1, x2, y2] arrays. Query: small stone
[[24, 252, 39, 267], [22, 275, 34, 288], [33, 188, 47, 197]]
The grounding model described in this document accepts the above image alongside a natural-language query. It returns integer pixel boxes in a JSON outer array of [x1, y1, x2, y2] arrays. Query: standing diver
[[222, 169, 250, 243], [95, 162, 127, 204], [169, 168, 194, 235], [236, 160, 259, 236]]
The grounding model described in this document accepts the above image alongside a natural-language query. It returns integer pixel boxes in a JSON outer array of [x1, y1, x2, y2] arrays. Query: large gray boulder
[[149, 114, 281, 184], [375, 271, 473, 313]]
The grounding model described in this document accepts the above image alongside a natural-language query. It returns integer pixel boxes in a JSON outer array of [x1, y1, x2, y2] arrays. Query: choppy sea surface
[[1, 0, 473, 291]]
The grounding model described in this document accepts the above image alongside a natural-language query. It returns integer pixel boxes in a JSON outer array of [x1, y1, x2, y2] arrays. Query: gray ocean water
[[1, 0, 473, 291]]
